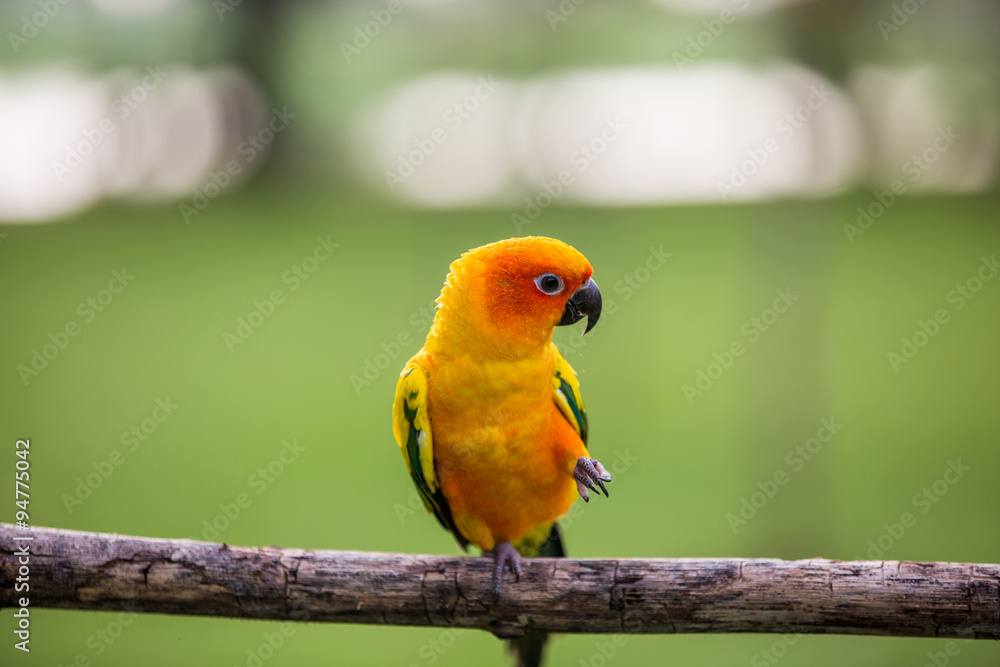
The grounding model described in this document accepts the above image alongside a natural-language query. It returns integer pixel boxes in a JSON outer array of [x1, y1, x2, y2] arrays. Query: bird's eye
[[534, 273, 564, 295]]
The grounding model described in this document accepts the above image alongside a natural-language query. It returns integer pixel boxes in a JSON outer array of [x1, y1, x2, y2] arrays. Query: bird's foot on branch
[[574, 456, 611, 502], [488, 541, 521, 603]]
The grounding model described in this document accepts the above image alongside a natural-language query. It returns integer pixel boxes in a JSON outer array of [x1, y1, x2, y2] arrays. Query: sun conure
[[392, 236, 611, 667]]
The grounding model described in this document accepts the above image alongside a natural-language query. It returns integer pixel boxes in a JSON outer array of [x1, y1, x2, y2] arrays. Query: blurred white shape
[[90, 0, 187, 16], [0, 68, 116, 222], [771, 65, 866, 197], [514, 68, 735, 203], [851, 65, 999, 193], [0, 64, 268, 223], [513, 64, 863, 204], [98, 65, 268, 200], [210, 67, 273, 184], [127, 68, 224, 198], [359, 64, 864, 207], [355, 73, 519, 207], [561, 65, 858, 203], [647, 0, 813, 16]]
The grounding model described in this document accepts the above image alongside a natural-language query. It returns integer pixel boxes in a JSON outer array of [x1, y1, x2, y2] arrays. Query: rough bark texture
[[2, 524, 998, 639]]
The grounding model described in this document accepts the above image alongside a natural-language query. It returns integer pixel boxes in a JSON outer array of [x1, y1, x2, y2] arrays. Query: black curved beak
[[558, 278, 602, 334]]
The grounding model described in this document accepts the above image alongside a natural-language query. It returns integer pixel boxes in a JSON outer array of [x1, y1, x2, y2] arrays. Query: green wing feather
[[393, 347, 585, 557], [515, 346, 588, 667], [512, 345, 587, 559], [393, 361, 470, 550], [551, 344, 588, 445]]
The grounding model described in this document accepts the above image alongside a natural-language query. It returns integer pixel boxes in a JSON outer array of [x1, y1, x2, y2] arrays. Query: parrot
[[392, 236, 611, 667]]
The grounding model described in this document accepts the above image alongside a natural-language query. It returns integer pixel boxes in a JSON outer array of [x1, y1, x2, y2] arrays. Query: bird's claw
[[489, 541, 522, 603], [574, 456, 612, 502]]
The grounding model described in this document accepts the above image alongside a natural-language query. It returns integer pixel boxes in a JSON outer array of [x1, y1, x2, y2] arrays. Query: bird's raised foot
[[574, 456, 612, 502], [488, 541, 522, 603]]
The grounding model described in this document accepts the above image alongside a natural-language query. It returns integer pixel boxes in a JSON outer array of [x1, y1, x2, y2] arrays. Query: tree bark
[[2, 524, 997, 639]]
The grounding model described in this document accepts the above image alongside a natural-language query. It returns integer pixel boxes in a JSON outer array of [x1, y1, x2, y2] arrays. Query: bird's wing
[[392, 358, 470, 550], [551, 344, 588, 445]]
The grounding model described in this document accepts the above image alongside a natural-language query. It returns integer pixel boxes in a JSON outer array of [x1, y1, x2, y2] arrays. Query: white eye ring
[[534, 273, 564, 295]]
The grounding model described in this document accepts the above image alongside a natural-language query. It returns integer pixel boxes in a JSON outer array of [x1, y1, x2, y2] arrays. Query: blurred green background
[[2, 0, 1000, 665], [2, 193, 999, 666]]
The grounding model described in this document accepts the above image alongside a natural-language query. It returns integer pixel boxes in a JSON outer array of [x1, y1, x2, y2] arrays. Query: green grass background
[[1, 190, 998, 666]]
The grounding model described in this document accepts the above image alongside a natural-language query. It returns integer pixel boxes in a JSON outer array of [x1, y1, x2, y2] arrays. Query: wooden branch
[[2, 524, 998, 639]]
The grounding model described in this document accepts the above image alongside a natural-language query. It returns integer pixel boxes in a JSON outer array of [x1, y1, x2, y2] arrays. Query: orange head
[[430, 237, 602, 357]]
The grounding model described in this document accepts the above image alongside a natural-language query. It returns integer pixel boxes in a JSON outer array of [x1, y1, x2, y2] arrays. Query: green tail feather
[[508, 524, 565, 667], [509, 634, 547, 667]]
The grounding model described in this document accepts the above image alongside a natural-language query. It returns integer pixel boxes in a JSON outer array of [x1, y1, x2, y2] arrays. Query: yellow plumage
[[392, 236, 605, 555]]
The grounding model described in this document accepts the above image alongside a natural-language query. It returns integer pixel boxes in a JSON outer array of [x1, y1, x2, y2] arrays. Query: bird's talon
[[574, 456, 612, 500], [489, 541, 522, 602]]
